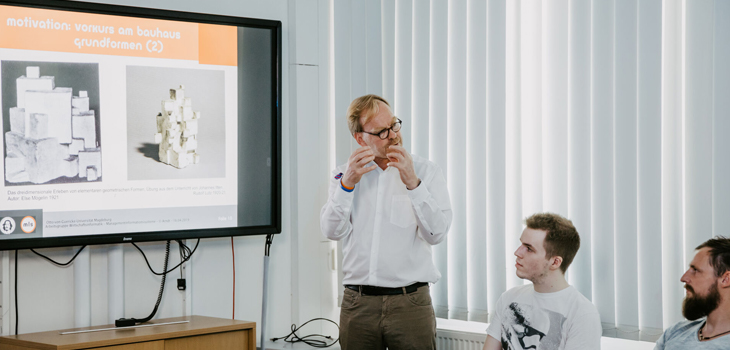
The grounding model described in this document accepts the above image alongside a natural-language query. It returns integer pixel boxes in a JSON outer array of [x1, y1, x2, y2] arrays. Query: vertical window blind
[[329, 0, 729, 341]]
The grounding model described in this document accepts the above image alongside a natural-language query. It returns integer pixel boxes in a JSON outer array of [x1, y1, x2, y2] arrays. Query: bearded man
[[320, 94, 452, 350], [655, 237, 730, 349]]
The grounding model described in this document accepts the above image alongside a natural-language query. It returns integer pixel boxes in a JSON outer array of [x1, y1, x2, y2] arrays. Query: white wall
[[286, 0, 340, 337], [0, 0, 336, 344]]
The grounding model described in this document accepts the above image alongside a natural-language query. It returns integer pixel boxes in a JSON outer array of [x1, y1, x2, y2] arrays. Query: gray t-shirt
[[655, 318, 730, 349]]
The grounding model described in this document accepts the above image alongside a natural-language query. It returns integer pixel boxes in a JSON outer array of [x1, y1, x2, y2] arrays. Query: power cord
[[179, 240, 188, 280], [12, 245, 87, 335], [116, 240, 171, 327], [177, 239, 193, 267], [270, 318, 340, 348], [131, 239, 199, 275], [16, 241, 194, 330], [15, 250, 18, 335], [30, 245, 87, 266], [264, 234, 273, 256], [231, 236, 235, 320]]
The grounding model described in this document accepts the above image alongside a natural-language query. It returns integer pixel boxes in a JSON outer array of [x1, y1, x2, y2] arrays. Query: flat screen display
[[0, 0, 282, 250]]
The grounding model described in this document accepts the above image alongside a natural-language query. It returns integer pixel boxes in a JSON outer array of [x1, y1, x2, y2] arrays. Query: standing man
[[321, 94, 452, 350], [483, 213, 602, 350], [654, 237, 730, 349]]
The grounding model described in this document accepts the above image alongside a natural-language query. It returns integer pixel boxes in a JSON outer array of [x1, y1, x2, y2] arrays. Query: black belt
[[345, 282, 428, 296]]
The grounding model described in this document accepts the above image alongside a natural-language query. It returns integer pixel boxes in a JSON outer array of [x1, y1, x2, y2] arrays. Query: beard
[[682, 282, 721, 320]]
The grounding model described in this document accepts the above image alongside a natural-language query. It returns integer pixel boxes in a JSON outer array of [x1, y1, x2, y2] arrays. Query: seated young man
[[483, 213, 601, 350], [654, 237, 730, 349]]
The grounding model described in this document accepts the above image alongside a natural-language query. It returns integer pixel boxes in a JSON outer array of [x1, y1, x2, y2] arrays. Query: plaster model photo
[[2, 61, 102, 185], [155, 85, 201, 169], [126, 66, 226, 181]]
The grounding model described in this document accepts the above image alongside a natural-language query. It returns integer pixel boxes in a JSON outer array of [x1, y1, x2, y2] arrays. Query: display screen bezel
[[0, 0, 282, 250]]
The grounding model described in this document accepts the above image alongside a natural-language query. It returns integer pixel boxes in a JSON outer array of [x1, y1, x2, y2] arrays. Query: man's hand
[[385, 145, 420, 190], [341, 146, 377, 188]]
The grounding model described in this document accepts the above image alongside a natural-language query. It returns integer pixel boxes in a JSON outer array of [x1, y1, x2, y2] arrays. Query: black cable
[[264, 234, 274, 256], [15, 250, 18, 335], [178, 240, 188, 279], [231, 237, 235, 319], [116, 240, 174, 327], [15, 245, 86, 334], [135, 240, 171, 323], [177, 239, 191, 259], [175, 240, 187, 279], [30, 245, 87, 266], [132, 239, 199, 276], [270, 317, 340, 348]]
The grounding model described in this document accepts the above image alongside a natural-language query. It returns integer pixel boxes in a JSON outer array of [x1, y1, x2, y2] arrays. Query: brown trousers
[[339, 285, 437, 350]]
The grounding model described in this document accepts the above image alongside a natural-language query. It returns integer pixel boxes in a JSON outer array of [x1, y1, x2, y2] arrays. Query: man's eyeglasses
[[361, 118, 402, 140]]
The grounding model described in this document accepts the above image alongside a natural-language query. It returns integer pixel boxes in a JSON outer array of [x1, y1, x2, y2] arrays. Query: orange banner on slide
[[199, 24, 238, 66], [0, 5, 236, 65]]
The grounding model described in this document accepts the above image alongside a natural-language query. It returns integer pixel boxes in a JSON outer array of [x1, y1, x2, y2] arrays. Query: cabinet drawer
[[91, 340, 164, 350], [165, 331, 247, 350]]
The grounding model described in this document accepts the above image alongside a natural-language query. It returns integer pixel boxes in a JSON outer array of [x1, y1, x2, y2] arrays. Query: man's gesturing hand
[[386, 145, 420, 190], [341, 146, 377, 188]]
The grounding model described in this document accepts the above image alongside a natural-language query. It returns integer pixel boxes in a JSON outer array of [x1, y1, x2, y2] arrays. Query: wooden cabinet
[[0, 316, 255, 350], [90, 341, 164, 350]]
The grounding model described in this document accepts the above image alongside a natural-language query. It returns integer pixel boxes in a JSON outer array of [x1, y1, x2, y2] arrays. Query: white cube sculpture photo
[[4, 66, 101, 184], [154, 85, 200, 169]]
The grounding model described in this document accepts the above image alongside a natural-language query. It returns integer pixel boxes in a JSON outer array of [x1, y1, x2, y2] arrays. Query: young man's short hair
[[525, 213, 580, 274], [346, 94, 390, 135], [696, 236, 730, 277]]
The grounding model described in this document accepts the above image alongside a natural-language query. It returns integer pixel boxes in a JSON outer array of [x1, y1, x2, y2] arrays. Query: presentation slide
[[0, 4, 251, 241]]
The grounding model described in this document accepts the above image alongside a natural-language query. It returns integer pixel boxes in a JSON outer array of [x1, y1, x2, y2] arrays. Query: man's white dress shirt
[[320, 154, 452, 288]]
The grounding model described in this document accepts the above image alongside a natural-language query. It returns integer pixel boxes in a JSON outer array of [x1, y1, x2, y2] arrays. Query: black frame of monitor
[[0, 0, 282, 250]]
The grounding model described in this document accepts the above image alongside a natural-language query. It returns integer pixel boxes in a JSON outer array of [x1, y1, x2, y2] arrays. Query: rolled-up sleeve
[[320, 169, 354, 241], [408, 163, 452, 245]]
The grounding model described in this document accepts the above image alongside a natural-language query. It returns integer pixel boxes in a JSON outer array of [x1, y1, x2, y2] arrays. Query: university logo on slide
[[0, 210, 43, 235], [0, 217, 16, 234], [21, 216, 37, 233]]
